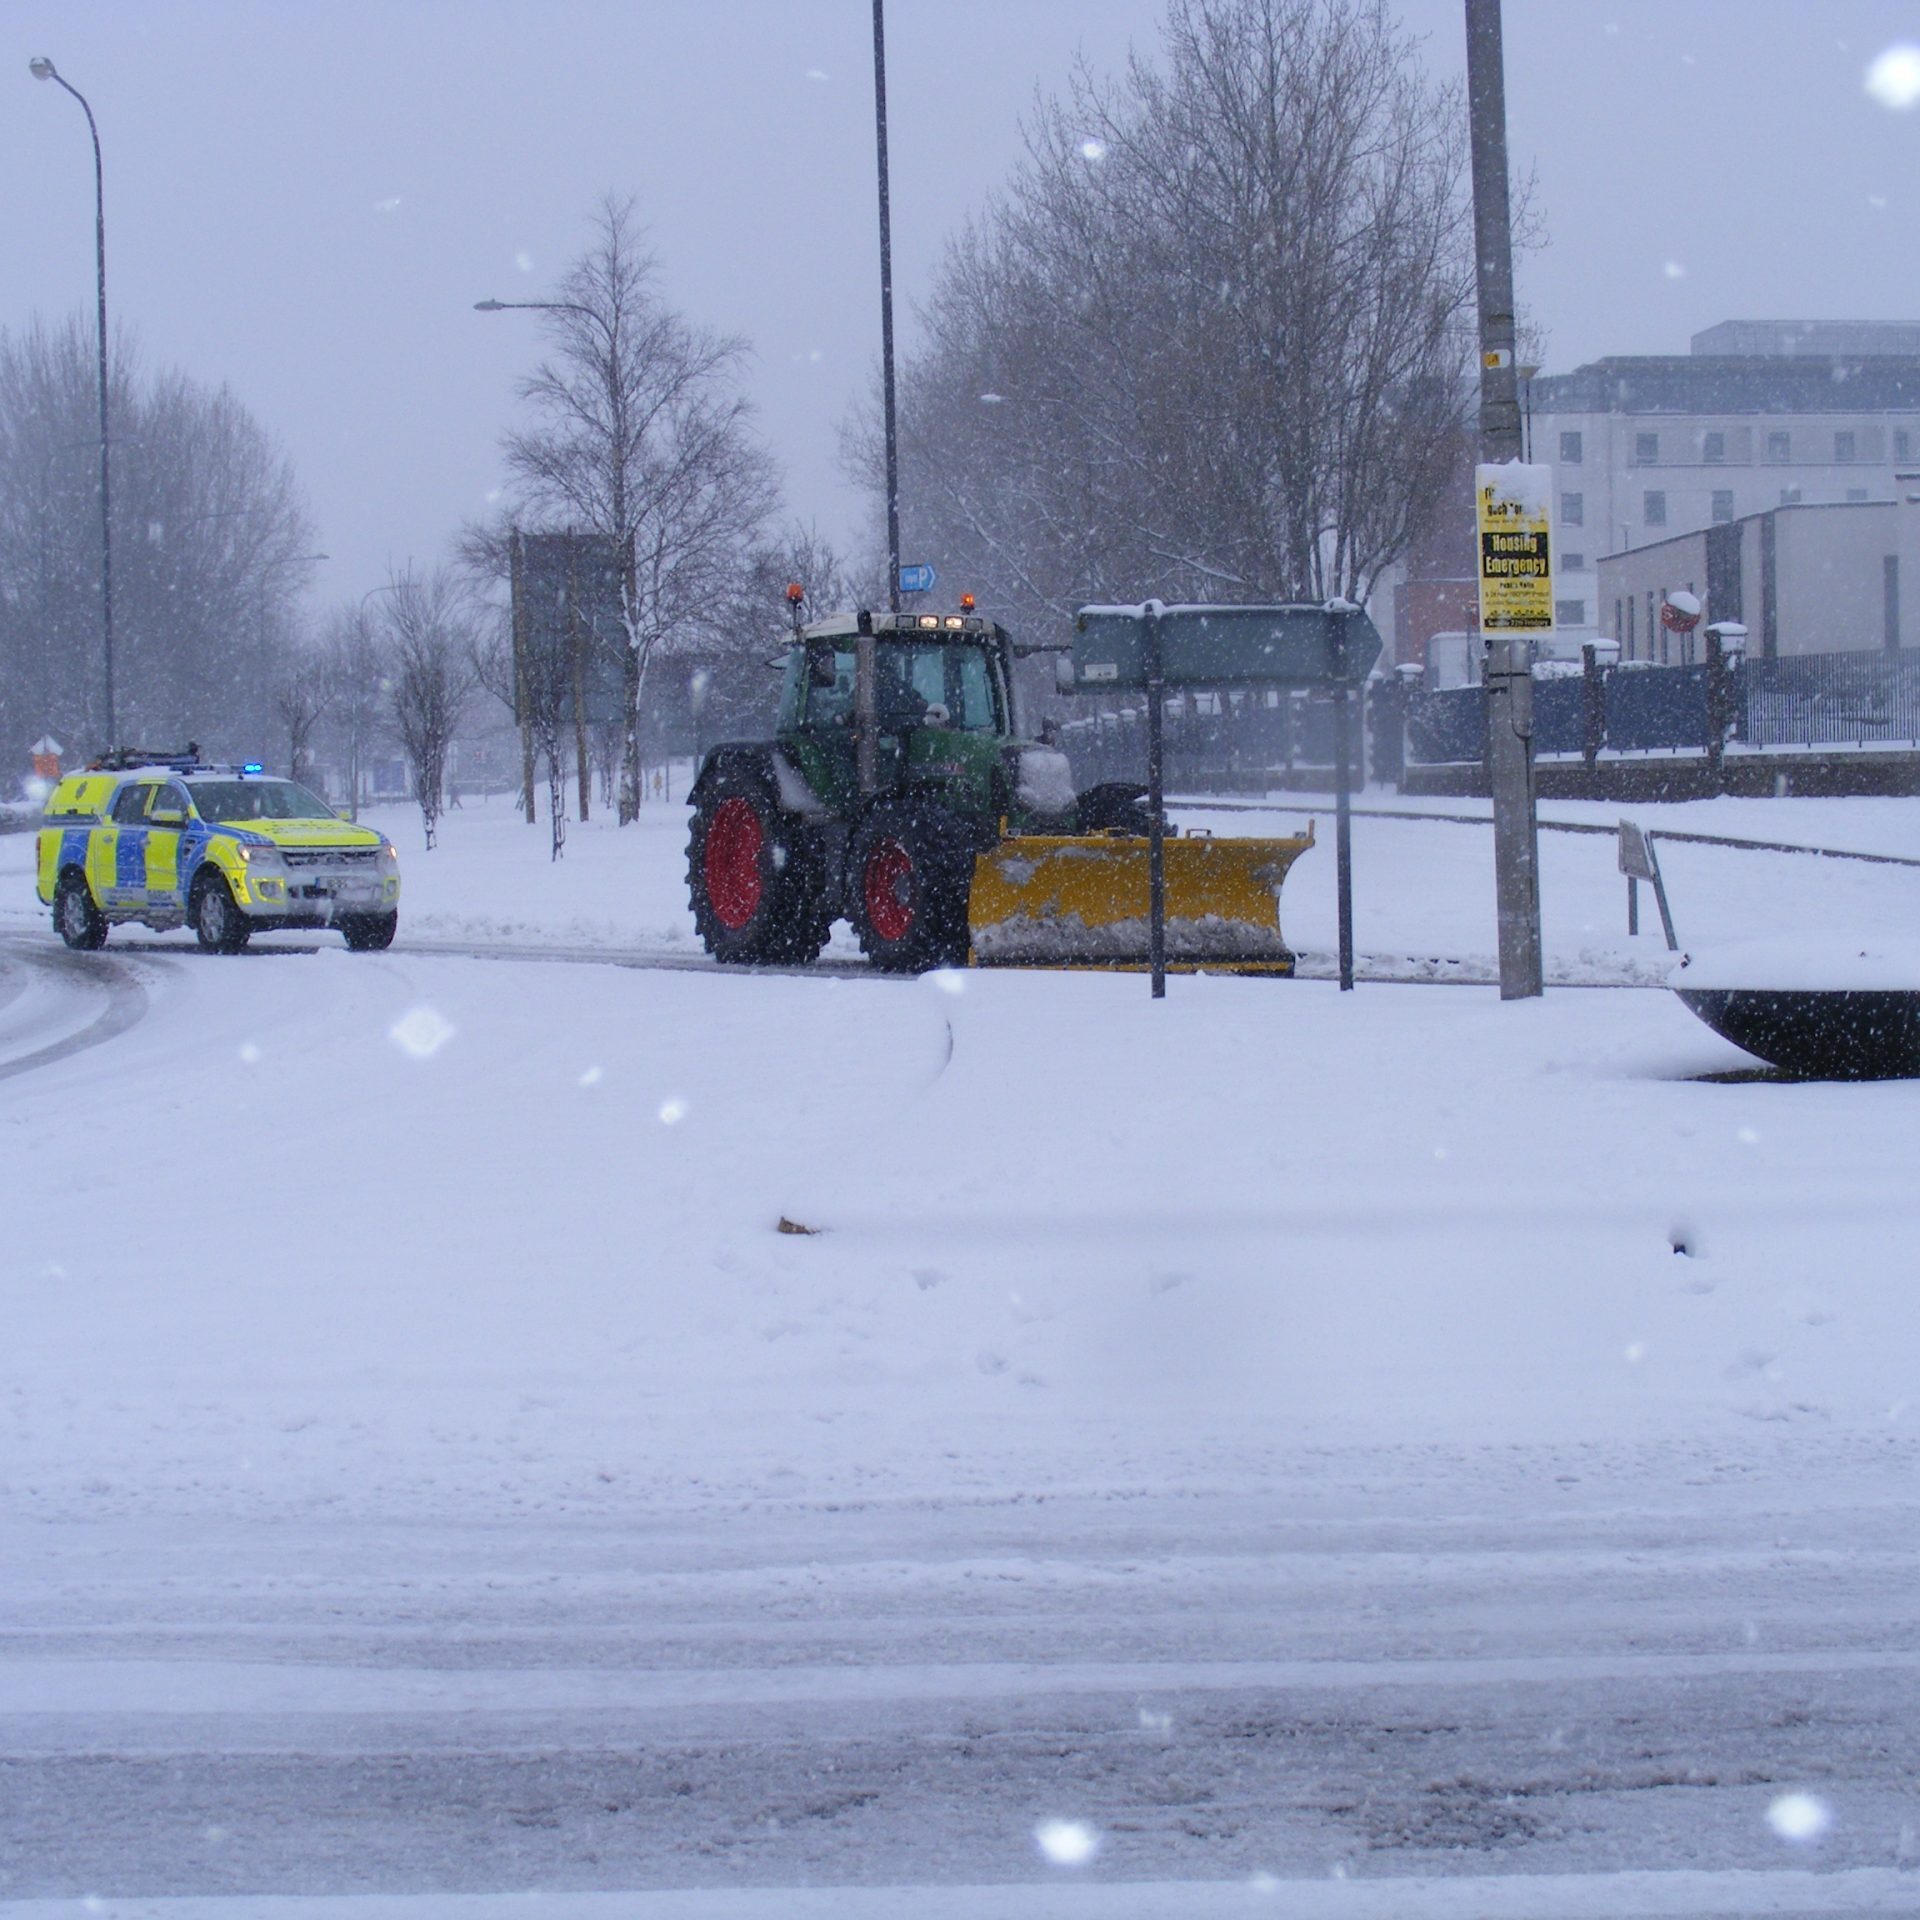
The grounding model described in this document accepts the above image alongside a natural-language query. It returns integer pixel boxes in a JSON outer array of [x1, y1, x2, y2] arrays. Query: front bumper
[[236, 869, 400, 922]]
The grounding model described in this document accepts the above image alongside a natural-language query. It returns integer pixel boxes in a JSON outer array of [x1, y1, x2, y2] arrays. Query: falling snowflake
[[1079, 138, 1108, 162], [579, 1066, 604, 1088], [658, 1097, 688, 1126], [927, 967, 966, 996], [1768, 1791, 1832, 1842], [1035, 1818, 1100, 1866], [1866, 44, 1920, 108], [238, 1041, 262, 1065], [514, 249, 535, 274], [1663, 260, 1687, 280], [373, 195, 401, 214], [389, 1006, 455, 1060]]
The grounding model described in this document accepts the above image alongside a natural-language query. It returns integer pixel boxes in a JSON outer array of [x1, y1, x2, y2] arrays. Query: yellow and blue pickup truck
[[37, 751, 401, 953]]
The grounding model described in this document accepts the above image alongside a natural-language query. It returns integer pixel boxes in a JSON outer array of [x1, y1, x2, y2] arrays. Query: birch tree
[[493, 196, 778, 821], [379, 569, 478, 850]]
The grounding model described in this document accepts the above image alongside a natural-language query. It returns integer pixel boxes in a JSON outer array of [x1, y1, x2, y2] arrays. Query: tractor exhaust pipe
[[855, 606, 878, 795]]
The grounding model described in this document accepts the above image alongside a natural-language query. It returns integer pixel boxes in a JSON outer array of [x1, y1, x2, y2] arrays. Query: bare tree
[[378, 569, 478, 850], [0, 315, 316, 759], [316, 605, 389, 821], [271, 646, 332, 786], [868, 0, 1476, 630], [490, 195, 779, 822]]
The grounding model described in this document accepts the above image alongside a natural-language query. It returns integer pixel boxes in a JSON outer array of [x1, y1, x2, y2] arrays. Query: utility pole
[[871, 0, 901, 616], [1465, 0, 1543, 1000]]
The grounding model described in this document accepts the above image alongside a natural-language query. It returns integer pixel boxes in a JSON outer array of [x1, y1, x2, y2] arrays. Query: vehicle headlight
[[240, 843, 284, 869], [377, 838, 399, 868]]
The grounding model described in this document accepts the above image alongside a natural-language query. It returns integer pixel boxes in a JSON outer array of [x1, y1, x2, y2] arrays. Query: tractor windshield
[[795, 641, 1003, 732]]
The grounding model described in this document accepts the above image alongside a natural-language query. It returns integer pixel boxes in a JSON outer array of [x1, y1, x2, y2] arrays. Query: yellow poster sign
[[1476, 462, 1554, 633]]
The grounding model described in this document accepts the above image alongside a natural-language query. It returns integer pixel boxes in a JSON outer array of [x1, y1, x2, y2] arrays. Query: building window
[[1897, 429, 1913, 463], [1780, 486, 1803, 505], [1847, 487, 1870, 502], [1711, 490, 1735, 523], [1767, 430, 1791, 463], [1555, 598, 1586, 627], [1559, 430, 1583, 464], [1836, 430, 1857, 463], [1644, 490, 1667, 527], [1561, 491, 1584, 527], [1563, 552, 1586, 572], [1703, 431, 1726, 464], [1635, 432, 1660, 465]]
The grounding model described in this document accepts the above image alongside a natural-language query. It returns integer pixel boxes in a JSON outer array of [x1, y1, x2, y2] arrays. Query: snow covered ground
[[2, 787, 1918, 1915]]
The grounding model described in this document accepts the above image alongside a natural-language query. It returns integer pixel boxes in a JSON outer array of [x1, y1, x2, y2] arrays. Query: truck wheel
[[687, 767, 829, 965], [54, 870, 108, 951], [341, 911, 398, 952], [848, 800, 972, 972], [190, 871, 251, 953]]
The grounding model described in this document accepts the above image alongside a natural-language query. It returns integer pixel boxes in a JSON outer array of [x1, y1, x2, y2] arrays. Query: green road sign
[[1070, 601, 1382, 691]]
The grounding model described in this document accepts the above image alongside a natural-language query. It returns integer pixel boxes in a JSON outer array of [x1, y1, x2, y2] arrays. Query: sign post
[[1072, 601, 1382, 996], [1476, 462, 1549, 1000]]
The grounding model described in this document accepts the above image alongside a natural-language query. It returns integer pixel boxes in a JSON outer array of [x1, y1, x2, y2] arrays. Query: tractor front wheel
[[848, 801, 972, 973], [686, 767, 829, 965]]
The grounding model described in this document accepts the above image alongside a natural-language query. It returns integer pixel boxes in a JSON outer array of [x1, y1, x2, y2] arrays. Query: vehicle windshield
[[189, 779, 337, 823], [799, 641, 1003, 732]]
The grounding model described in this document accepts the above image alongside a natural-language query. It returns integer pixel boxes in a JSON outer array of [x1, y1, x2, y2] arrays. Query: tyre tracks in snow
[[0, 934, 156, 1084]]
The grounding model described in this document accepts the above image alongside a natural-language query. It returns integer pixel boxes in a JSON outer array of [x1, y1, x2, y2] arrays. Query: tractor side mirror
[[808, 650, 836, 689], [1053, 654, 1078, 695]]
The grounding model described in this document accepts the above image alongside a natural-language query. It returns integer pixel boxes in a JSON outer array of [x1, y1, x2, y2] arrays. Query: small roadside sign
[[1475, 462, 1554, 634], [897, 563, 937, 595]]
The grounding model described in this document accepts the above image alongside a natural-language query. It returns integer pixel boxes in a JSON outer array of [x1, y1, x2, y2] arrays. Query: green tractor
[[684, 601, 1311, 973]]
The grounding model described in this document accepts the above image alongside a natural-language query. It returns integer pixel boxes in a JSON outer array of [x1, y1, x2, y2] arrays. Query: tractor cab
[[779, 611, 1012, 736]]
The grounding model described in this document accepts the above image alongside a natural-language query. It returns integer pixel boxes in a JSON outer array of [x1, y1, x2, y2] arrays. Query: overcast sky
[[10, 1, 1920, 619]]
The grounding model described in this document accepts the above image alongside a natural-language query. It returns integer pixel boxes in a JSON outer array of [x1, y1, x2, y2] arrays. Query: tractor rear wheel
[[686, 766, 829, 965], [848, 800, 972, 973]]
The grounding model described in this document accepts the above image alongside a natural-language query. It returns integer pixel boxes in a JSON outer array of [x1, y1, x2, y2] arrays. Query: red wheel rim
[[704, 797, 765, 930], [863, 836, 915, 943]]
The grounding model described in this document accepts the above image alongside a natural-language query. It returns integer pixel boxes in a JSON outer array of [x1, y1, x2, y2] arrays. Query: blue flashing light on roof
[[240, 763, 265, 774]]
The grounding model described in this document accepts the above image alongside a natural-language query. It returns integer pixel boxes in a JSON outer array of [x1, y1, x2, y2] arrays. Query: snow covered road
[[5, 797, 1920, 1910], [6, 1457, 1920, 1908]]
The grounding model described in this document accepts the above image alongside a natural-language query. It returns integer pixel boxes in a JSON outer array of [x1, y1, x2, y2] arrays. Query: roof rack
[[87, 743, 203, 773]]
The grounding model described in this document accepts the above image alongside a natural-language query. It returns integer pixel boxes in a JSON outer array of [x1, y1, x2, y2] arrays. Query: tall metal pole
[[31, 60, 115, 744], [1333, 684, 1356, 992], [1144, 601, 1167, 1000], [872, 0, 902, 615], [1465, 3, 1520, 467], [1464, 0, 1543, 1000]]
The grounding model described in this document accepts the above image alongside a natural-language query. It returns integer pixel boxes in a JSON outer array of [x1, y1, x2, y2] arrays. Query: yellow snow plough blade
[[967, 823, 1314, 972]]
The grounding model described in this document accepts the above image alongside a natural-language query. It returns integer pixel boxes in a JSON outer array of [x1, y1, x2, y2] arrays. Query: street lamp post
[[30, 56, 117, 746]]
